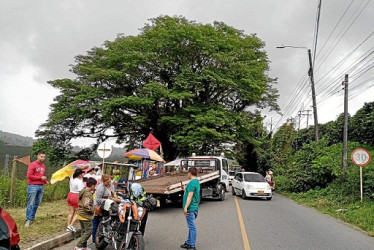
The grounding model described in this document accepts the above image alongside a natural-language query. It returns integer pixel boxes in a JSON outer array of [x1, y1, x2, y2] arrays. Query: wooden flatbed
[[134, 170, 220, 195]]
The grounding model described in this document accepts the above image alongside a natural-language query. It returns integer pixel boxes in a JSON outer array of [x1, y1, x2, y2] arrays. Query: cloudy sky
[[0, 0, 373, 145]]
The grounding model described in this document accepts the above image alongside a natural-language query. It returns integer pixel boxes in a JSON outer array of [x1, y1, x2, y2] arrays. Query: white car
[[232, 172, 272, 200]]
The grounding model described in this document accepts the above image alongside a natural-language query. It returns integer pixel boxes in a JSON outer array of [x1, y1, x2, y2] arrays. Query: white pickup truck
[[133, 155, 230, 206]]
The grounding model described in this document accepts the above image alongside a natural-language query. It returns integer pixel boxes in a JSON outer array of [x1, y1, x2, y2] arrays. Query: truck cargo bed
[[134, 170, 220, 194]]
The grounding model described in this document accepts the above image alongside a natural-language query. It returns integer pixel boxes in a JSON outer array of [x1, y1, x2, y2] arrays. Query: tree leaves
[[37, 16, 278, 160]]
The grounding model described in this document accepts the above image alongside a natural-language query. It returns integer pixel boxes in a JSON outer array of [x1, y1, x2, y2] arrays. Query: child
[[74, 177, 97, 250]]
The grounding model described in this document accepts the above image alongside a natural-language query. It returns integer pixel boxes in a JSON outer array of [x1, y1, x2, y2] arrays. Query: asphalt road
[[54, 189, 374, 250]]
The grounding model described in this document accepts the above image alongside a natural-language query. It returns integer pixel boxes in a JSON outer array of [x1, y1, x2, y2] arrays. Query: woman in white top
[[66, 168, 85, 232], [84, 167, 96, 179]]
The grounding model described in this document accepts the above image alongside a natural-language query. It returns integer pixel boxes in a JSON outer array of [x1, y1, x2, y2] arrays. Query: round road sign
[[97, 142, 112, 159], [351, 148, 371, 167]]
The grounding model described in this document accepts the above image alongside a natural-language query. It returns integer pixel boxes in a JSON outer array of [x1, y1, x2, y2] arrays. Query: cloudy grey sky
[[0, 0, 373, 145]]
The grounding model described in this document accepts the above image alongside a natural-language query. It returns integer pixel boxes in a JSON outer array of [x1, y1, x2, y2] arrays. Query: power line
[[314, 0, 371, 73], [312, 0, 323, 66], [315, 0, 356, 60]]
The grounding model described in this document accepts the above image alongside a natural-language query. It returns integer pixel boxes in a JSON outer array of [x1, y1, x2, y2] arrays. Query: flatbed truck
[[133, 155, 230, 206]]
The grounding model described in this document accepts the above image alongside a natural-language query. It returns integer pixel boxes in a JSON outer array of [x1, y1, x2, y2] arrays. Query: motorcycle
[[95, 193, 156, 250]]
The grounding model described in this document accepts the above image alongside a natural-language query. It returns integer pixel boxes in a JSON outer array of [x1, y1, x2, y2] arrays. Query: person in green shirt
[[181, 167, 200, 250]]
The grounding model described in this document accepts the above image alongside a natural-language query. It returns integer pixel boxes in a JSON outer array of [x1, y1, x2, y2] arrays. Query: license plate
[[258, 190, 264, 194]]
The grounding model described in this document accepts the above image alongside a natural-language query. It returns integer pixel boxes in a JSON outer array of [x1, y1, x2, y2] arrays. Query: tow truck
[[133, 154, 230, 206]]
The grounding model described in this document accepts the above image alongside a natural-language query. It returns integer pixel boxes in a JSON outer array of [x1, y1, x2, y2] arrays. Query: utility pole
[[342, 74, 349, 171], [270, 117, 273, 132], [308, 49, 319, 141], [298, 110, 312, 129], [305, 110, 311, 127], [276, 45, 320, 141]]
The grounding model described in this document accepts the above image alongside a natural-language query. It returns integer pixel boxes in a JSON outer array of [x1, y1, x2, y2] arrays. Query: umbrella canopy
[[51, 160, 98, 184], [124, 148, 164, 162]]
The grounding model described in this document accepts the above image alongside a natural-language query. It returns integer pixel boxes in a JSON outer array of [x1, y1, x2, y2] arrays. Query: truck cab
[[182, 155, 229, 200]]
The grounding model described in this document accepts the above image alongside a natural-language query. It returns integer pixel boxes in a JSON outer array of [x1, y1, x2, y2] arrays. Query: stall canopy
[[165, 158, 184, 166], [124, 148, 165, 162]]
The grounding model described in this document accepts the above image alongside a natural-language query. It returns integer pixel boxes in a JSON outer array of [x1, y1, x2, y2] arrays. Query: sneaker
[[181, 242, 191, 249], [187, 247, 196, 250], [67, 225, 77, 232], [25, 220, 31, 227]]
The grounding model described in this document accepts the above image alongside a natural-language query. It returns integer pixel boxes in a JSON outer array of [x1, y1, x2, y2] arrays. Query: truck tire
[[218, 185, 225, 201]]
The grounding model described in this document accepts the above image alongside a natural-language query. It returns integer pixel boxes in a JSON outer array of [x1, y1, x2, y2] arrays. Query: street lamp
[[277, 45, 319, 141]]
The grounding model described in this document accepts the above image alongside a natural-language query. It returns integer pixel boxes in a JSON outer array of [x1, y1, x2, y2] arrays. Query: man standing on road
[[181, 167, 200, 250], [25, 151, 49, 227]]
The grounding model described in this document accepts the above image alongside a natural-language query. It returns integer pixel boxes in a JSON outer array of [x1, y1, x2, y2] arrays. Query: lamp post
[[277, 45, 319, 141]]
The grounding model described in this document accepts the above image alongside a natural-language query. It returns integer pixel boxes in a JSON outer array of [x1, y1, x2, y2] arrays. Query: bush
[[276, 139, 374, 199], [0, 174, 70, 208]]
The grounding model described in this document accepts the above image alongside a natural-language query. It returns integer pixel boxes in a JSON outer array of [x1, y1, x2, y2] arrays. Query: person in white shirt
[[84, 168, 96, 179], [66, 169, 85, 232], [95, 167, 103, 177]]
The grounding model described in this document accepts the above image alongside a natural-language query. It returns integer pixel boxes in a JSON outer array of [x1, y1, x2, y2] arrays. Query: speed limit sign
[[351, 148, 371, 167], [351, 148, 371, 203]]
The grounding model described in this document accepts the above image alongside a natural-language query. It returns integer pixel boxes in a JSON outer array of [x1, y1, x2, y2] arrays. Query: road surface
[[54, 189, 374, 250]]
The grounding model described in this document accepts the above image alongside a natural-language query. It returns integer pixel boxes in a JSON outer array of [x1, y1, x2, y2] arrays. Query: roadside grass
[[6, 199, 70, 248], [281, 191, 374, 236]]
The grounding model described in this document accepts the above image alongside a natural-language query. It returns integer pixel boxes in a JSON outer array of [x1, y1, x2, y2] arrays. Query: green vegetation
[[6, 199, 69, 248], [35, 15, 278, 163], [0, 175, 70, 208], [259, 101, 374, 235]]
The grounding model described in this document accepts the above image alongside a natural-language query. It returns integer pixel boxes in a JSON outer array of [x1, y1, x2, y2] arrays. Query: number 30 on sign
[[351, 148, 371, 167]]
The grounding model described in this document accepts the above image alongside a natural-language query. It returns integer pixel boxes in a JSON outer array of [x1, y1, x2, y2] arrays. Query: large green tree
[[37, 16, 278, 160]]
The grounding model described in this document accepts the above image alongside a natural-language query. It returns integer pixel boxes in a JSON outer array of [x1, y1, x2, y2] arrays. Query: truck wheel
[[219, 186, 225, 201], [241, 189, 246, 200]]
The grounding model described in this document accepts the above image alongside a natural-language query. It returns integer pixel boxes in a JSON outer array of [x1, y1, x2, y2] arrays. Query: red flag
[[142, 133, 161, 151], [14, 155, 31, 166]]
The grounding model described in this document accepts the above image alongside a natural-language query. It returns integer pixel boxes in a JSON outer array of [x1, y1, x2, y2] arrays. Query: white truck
[[133, 155, 230, 206]]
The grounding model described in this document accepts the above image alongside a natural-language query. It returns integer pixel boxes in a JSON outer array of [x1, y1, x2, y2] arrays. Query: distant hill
[[0, 131, 35, 147], [0, 130, 126, 160]]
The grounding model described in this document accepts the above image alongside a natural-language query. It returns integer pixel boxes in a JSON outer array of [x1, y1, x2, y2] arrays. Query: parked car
[[232, 172, 272, 200], [0, 207, 20, 250], [228, 171, 235, 185]]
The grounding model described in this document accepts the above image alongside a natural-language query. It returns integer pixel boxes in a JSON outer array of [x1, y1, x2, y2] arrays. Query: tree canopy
[[37, 16, 278, 161]]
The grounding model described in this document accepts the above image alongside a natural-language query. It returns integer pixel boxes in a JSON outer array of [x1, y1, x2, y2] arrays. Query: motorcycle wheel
[[95, 222, 109, 250], [120, 234, 145, 250]]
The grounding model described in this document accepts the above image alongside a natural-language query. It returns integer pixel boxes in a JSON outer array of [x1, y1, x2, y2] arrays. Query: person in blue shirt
[[181, 167, 200, 250]]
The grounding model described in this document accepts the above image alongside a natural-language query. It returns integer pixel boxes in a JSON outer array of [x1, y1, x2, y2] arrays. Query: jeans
[[186, 210, 198, 247], [92, 215, 101, 243], [26, 185, 44, 221], [77, 220, 93, 248]]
